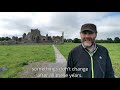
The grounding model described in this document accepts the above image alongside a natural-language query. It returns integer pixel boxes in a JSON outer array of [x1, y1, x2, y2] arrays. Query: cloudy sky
[[0, 12, 120, 40]]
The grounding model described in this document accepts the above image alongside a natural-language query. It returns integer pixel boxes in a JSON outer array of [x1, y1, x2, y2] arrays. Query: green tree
[[107, 38, 113, 43], [114, 37, 120, 43], [73, 38, 81, 43]]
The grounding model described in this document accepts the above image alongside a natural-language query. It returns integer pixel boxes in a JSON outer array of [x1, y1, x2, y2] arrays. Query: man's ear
[[95, 33, 97, 38]]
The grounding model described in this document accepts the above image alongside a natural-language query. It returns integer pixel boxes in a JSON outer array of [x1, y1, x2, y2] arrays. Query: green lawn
[[55, 43, 80, 59], [56, 43, 120, 78], [0, 44, 55, 78], [0, 43, 120, 78]]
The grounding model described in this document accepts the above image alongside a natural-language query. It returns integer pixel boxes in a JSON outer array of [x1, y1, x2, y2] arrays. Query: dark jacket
[[66, 44, 115, 78]]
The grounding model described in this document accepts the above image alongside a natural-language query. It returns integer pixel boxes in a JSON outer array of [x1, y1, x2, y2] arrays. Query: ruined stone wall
[[0, 29, 64, 45]]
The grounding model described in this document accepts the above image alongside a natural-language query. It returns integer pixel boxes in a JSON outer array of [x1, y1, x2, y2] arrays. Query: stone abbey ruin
[[0, 29, 64, 45]]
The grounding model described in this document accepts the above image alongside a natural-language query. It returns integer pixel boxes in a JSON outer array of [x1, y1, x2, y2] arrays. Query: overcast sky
[[0, 12, 120, 40]]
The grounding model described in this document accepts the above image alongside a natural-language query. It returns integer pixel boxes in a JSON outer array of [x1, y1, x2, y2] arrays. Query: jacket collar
[[81, 42, 97, 54]]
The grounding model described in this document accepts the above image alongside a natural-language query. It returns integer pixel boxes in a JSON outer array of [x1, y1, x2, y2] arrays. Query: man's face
[[80, 30, 97, 48]]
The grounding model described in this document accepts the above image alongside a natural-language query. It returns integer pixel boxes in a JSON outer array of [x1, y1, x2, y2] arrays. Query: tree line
[[64, 37, 120, 43], [0, 37, 11, 41], [1, 36, 120, 43]]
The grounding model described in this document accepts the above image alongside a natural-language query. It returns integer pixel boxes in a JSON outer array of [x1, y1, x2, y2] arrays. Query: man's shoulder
[[96, 44, 108, 51]]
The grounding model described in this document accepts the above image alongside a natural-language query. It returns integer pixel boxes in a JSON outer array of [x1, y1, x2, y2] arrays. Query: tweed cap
[[81, 23, 97, 33]]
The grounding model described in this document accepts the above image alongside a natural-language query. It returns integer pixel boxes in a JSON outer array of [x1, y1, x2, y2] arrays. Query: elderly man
[[66, 23, 115, 78]]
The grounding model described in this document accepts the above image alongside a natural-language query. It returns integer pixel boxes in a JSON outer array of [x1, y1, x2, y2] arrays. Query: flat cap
[[81, 23, 97, 33]]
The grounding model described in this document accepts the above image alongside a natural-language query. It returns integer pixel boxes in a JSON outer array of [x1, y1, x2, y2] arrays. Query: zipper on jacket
[[85, 47, 98, 78]]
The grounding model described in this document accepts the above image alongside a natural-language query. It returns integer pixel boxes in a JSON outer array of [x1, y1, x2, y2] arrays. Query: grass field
[[0, 43, 120, 78], [56, 43, 120, 78], [0, 44, 55, 78]]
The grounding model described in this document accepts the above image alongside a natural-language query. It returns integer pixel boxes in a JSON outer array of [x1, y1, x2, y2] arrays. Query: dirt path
[[19, 45, 67, 78], [52, 45, 66, 63]]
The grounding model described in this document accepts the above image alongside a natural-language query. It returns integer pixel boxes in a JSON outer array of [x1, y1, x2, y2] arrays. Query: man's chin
[[85, 45, 92, 48], [83, 43, 93, 48]]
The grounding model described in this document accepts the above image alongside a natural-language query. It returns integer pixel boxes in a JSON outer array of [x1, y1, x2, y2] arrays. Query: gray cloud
[[2, 17, 32, 32], [50, 12, 79, 28], [0, 12, 120, 39], [97, 30, 120, 40]]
